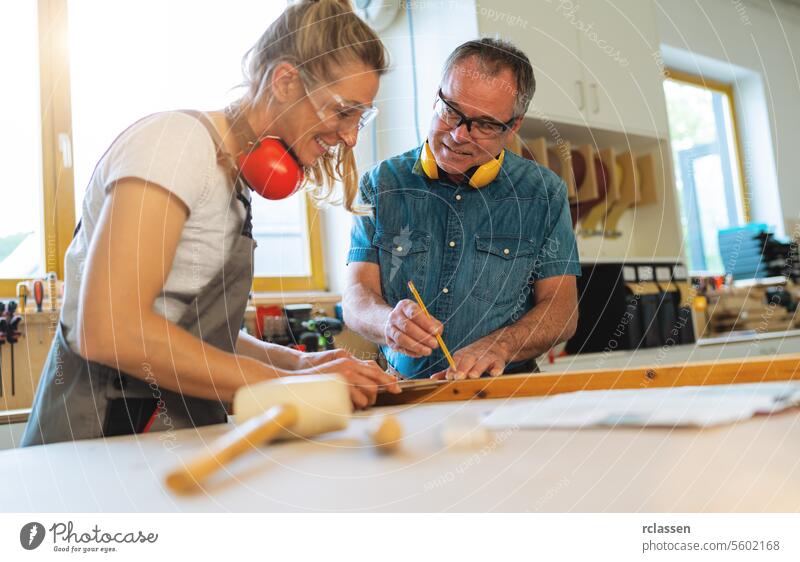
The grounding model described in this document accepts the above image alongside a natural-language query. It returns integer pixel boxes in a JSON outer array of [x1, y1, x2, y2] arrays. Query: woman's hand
[[295, 348, 352, 370], [295, 352, 400, 409]]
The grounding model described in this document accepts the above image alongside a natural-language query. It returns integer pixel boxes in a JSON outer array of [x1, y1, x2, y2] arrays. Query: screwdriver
[[16, 282, 28, 314], [47, 272, 58, 311], [6, 302, 21, 397], [33, 280, 44, 313], [0, 304, 6, 399]]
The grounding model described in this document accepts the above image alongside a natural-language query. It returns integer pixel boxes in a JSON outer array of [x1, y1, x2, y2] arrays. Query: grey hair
[[441, 37, 535, 117]]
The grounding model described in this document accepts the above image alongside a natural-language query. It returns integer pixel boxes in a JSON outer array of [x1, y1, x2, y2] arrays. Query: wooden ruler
[[377, 354, 800, 406]]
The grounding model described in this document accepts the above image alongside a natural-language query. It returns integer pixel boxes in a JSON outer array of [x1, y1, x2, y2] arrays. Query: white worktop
[[546, 329, 800, 373], [2, 396, 798, 512], [4, 330, 799, 512]]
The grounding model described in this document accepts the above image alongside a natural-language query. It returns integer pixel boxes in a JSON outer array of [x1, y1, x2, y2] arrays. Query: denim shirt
[[347, 144, 581, 378]]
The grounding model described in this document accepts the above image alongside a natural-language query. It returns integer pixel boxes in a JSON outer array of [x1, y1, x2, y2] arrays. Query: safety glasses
[[300, 72, 379, 132], [434, 89, 517, 139]]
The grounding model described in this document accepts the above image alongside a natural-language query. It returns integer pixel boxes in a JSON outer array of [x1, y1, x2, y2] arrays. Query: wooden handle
[[165, 404, 298, 494]]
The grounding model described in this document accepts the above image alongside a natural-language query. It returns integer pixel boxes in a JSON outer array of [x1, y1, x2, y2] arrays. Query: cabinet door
[[574, 0, 669, 137], [477, 0, 585, 124]]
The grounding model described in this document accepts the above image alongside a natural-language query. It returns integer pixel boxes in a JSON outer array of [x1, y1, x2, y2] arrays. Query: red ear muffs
[[237, 137, 305, 200]]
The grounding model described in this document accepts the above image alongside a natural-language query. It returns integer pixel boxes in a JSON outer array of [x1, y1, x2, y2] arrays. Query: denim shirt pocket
[[373, 229, 431, 305], [471, 235, 538, 306]]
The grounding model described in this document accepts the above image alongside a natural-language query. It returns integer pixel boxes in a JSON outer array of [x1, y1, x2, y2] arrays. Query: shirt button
[[503, 248, 510, 255], [448, 241, 456, 248], [442, 287, 449, 294], [455, 194, 462, 201]]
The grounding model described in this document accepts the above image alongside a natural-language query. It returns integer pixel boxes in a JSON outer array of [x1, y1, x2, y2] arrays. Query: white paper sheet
[[481, 382, 800, 430]]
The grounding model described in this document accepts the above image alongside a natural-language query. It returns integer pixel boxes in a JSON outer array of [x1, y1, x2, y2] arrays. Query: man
[[343, 38, 580, 380]]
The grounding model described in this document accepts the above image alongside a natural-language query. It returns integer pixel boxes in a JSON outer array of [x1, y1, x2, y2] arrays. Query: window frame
[[664, 67, 751, 224], [0, 0, 78, 298], [251, 200, 327, 292], [11, 0, 325, 298]]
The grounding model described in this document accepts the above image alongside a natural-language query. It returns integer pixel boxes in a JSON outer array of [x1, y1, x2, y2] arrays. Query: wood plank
[[575, 147, 619, 235], [600, 147, 621, 201], [505, 133, 522, 156], [524, 137, 548, 167], [553, 140, 576, 199], [377, 354, 800, 406], [603, 150, 640, 236], [574, 144, 599, 201], [636, 152, 659, 205]]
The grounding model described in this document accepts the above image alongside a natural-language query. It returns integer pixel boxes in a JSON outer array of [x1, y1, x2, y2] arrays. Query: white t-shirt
[[61, 111, 248, 350]]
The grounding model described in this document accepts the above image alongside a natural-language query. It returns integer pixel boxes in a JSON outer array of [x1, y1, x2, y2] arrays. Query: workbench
[[2, 393, 798, 512]]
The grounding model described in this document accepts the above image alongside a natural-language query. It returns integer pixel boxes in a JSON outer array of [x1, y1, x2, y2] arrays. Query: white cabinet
[[476, 0, 586, 123], [477, 0, 669, 137], [576, 0, 669, 136]]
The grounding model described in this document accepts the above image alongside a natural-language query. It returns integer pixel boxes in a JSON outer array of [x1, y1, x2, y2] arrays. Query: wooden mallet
[[165, 375, 352, 493]]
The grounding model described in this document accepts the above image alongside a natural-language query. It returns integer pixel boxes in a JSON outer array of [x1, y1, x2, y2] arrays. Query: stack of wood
[[705, 286, 797, 334]]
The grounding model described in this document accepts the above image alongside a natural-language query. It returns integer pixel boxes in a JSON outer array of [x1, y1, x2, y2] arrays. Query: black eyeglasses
[[433, 89, 518, 139]]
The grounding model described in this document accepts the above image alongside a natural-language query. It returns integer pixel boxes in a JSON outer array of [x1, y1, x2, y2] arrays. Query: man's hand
[[384, 299, 443, 358], [296, 353, 400, 409], [431, 337, 510, 381]]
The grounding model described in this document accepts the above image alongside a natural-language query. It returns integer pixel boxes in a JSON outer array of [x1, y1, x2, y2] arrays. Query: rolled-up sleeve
[[346, 175, 379, 264], [533, 178, 582, 279]]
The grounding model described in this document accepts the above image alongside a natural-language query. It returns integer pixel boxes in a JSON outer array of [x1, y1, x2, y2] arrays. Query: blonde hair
[[240, 0, 388, 212]]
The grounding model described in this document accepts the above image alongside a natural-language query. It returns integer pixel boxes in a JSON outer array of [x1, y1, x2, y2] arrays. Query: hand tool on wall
[[46, 272, 58, 311], [0, 309, 6, 399], [6, 304, 21, 396], [16, 282, 29, 314], [165, 375, 352, 494], [33, 280, 44, 313]]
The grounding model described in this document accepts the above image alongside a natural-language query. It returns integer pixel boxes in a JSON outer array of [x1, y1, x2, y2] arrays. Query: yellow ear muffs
[[468, 150, 504, 188], [420, 140, 440, 180], [419, 141, 504, 189]]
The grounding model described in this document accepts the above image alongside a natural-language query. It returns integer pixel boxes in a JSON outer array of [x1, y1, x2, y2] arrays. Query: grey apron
[[21, 111, 255, 446]]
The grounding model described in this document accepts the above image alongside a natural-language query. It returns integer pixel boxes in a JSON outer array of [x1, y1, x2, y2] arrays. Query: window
[[663, 69, 748, 274], [1, 0, 325, 296], [0, 2, 46, 289]]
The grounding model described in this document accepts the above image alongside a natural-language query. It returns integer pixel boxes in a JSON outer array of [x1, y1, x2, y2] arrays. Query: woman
[[22, 0, 398, 446]]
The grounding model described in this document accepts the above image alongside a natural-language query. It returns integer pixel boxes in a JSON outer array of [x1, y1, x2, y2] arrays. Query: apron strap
[[173, 110, 254, 238], [178, 109, 240, 189]]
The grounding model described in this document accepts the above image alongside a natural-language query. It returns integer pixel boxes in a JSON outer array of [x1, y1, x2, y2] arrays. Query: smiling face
[[251, 60, 380, 167], [428, 56, 522, 177]]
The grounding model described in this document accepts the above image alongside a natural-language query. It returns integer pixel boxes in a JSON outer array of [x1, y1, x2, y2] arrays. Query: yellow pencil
[[407, 280, 458, 372]]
